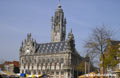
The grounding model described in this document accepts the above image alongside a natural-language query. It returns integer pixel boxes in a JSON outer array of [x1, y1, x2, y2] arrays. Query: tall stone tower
[[51, 4, 66, 42]]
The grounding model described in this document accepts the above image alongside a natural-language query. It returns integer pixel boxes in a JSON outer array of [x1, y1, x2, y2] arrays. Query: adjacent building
[[19, 4, 82, 78], [100, 38, 120, 74], [0, 61, 19, 73]]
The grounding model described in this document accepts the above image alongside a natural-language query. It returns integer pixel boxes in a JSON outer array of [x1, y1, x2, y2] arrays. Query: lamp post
[[85, 54, 90, 78]]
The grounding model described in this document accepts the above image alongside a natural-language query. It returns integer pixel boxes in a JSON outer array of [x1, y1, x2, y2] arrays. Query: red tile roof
[[0, 64, 3, 68], [4, 61, 19, 67]]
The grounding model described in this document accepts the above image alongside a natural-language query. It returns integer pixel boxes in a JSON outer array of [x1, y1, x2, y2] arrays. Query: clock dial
[[26, 49, 30, 54]]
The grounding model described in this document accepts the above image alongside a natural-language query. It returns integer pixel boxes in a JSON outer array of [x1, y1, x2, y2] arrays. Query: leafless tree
[[84, 25, 113, 73]]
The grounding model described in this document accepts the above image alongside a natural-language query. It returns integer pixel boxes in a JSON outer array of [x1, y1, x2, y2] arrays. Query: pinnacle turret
[[68, 29, 74, 39]]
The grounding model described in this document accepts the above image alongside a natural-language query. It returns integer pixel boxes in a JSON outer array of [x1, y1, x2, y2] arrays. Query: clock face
[[26, 49, 30, 54]]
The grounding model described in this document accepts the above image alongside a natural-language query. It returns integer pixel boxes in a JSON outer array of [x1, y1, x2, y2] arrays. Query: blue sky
[[0, 0, 120, 61]]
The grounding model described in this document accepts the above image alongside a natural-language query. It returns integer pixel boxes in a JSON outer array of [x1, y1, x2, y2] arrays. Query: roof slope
[[35, 41, 67, 54]]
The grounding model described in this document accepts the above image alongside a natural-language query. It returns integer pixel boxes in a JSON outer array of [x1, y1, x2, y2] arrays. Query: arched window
[[43, 59, 45, 63], [52, 72, 54, 75], [38, 71, 41, 74], [28, 65, 29, 69], [22, 59, 24, 63], [39, 59, 41, 63], [28, 70, 31, 75], [52, 58, 54, 62], [34, 59, 36, 63], [24, 64, 25, 69], [56, 58, 59, 63], [37, 64, 39, 69], [47, 58, 50, 63], [61, 71, 64, 75], [56, 72, 59, 75], [61, 58, 64, 63], [32, 65, 33, 69], [34, 70, 36, 74]]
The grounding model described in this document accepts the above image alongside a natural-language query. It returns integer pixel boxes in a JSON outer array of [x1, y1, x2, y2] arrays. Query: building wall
[[4, 64, 14, 73], [20, 51, 81, 78], [19, 4, 82, 78]]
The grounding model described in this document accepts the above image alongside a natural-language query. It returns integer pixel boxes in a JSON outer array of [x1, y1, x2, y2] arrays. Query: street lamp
[[85, 54, 90, 76]]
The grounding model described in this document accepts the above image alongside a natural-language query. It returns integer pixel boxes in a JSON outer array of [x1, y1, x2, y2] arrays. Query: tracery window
[[24, 64, 25, 69], [22, 59, 24, 63], [47, 58, 50, 63], [32, 65, 33, 69], [43, 59, 45, 63], [37, 64, 39, 69], [52, 58, 54, 62], [34, 59, 36, 63], [56, 72, 59, 75], [61, 58, 64, 63], [61, 71, 64, 75], [39, 59, 41, 63], [38, 71, 41, 74], [51, 72, 54, 75], [34, 70, 36, 74], [28, 65, 29, 69]]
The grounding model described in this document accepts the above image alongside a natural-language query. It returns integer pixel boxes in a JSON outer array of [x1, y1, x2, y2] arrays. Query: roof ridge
[[37, 41, 66, 45]]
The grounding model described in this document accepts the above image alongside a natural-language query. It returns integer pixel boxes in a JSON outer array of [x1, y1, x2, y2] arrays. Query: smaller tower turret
[[66, 29, 75, 52], [68, 29, 74, 41], [27, 33, 31, 42]]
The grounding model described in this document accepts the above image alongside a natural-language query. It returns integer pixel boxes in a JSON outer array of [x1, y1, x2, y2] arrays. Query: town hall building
[[19, 4, 82, 78]]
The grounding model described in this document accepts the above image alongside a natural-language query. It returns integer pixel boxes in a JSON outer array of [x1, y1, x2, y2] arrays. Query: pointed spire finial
[[21, 40, 23, 46], [70, 28, 72, 33], [27, 33, 32, 41], [68, 28, 73, 38], [51, 16, 53, 22]]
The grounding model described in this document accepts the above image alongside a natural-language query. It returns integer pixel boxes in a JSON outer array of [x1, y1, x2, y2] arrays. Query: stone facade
[[20, 4, 82, 78]]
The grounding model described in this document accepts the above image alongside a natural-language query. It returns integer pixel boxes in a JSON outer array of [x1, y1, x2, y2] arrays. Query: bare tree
[[84, 25, 113, 74]]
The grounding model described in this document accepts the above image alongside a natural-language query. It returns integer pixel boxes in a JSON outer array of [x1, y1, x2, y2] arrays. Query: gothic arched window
[[47, 58, 50, 63], [34, 70, 36, 74], [61, 58, 64, 63], [34, 59, 36, 63], [43, 59, 45, 62], [37, 64, 39, 69], [52, 58, 54, 62], [32, 65, 33, 69], [22, 59, 24, 63], [39, 59, 41, 63]]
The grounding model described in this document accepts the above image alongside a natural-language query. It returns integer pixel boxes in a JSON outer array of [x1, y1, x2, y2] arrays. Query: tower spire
[[51, 2, 66, 42]]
